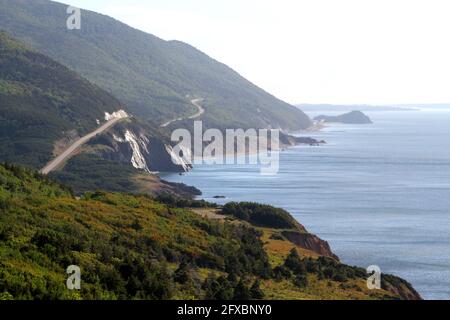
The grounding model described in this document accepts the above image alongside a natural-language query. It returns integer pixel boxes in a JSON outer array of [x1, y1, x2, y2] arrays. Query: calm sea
[[161, 108, 450, 300]]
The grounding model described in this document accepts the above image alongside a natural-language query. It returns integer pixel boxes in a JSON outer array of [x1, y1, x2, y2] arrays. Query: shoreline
[[185, 128, 328, 164], [187, 137, 325, 163], [161, 111, 433, 299], [292, 121, 327, 134]]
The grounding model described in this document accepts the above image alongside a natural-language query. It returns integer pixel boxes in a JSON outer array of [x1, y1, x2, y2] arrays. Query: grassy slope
[[0, 0, 311, 131], [0, 164, 419, 300], [0, 31, 121, 168]]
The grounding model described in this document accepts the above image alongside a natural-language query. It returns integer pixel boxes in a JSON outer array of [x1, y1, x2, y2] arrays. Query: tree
[[273, 265, 291, 281], [305, 258, 319, 273], [333, 273, 348, 283], [203, 274, 220, 300], [174, 261, 191, 284], [130, 219, 143, 231], [284, 248, 306, 275], [227, 271, 238, 286], [293, 274, 308, 288], [214, 276, 234, 300], [233, 280, 251, 300], [323, 268, 335, 280], [250, 280, 264, 299], [202, 275, 234, 300]]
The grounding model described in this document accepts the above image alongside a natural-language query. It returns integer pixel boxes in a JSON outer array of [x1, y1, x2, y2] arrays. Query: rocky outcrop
[[314, 111, 373, 124], [87, 120, 192, 173], [280, 133, 326, 147], [382, 274, 422, 300], [281, 230, 340, 261], [158, 180, 202, 199], [281, 230, 422, 300]]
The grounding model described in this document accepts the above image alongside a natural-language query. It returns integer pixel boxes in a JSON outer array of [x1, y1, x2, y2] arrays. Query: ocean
[[161, 108, 450, 300]]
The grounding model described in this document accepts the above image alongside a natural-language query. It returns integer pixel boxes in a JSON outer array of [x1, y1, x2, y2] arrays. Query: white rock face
[[165, 144, 192, 172], [124, 130, 150, 173], [112, 134, 125, 143], [112, 129, 151, 173], [110, 125, 191, 173], [104, 110, 129, 121], [140, 135, 150, 154]]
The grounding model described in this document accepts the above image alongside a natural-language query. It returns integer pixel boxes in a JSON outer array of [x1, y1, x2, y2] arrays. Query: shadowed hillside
[[0, 32, 193, 194], [0, 0, 311, 131], [0, 31, 121, 168]]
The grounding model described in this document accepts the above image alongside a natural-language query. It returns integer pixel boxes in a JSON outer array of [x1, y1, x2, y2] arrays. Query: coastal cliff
[[219, 201, 421, 300], [281, 231, 339, 261]]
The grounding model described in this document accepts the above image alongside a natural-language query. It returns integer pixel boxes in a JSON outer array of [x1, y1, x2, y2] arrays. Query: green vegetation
[[0, 164, 271, 299], [0, 164, 420, 300], [222, 202, 304, 230], [50, 153, 201, 198], [0, 31, 121, 168], [50, 154, 141, 194], [154, 194, 216, 209], [0, 0, 311, 131], [0, 32, 183, 193]]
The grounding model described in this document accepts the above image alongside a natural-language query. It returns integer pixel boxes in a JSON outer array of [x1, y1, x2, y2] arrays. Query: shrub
[[293, 274, 308, 288], [0, 292, 14, 300], [333, 273, 348, 283], [173, 262, 192, 285], [250, 280, 264, 299], [155, 194, 215, 208], [233, 280, 251, 300], [0, 197, 10, 211], [284, 249, 306, 275], [222, 202, 299, 229], [273, 265, 291, 281], [202, 275, 234, 300]]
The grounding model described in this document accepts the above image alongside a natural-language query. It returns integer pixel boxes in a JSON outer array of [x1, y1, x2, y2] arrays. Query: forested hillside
[[0, 32, 193, 194], [0, 31, 121, 168], [0, 0, 311, 131], [0, 164, 421, 300]]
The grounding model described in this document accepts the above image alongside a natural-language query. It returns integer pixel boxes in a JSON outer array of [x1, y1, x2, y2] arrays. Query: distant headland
[[314, 111, 373, 124]]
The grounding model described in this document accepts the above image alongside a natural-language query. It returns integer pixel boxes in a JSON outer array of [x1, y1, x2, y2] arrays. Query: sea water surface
[[161, 109, 450, 300]]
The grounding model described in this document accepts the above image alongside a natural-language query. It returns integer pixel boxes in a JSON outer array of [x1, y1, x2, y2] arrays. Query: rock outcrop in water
[[314, 111, 373, 124], [280, 132, 326, 147]]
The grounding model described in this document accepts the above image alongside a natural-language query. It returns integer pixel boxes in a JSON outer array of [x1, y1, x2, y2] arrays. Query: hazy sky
[[64, 0, 450, 105]]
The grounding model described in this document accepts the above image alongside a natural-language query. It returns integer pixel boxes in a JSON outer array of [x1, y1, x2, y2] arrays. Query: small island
[[314, 111, 373, 124]]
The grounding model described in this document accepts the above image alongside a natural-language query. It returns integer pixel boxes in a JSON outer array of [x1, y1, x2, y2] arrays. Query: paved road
[[161, 98, 205, 128], [40, 115, 128, 175]]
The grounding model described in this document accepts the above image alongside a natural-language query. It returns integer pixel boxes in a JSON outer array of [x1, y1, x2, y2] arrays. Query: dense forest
[[0, 164, 421, 300]]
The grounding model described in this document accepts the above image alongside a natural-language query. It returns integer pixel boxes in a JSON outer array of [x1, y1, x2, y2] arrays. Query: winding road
[[41, 98, 204, 174], [161, 98, 205, 128], [40, 113, 128, 175]]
